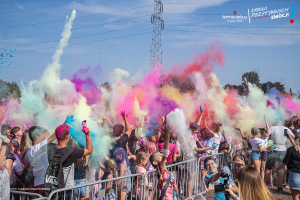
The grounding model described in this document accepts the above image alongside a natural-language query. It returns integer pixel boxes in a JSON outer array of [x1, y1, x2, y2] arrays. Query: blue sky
[[0, 0, 299, 94]]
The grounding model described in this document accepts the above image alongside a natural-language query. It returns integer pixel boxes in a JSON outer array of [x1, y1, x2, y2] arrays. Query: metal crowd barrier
[[10, 147, 248, 200], [10, 190, 44, 200], [48, 173, 143, 200]]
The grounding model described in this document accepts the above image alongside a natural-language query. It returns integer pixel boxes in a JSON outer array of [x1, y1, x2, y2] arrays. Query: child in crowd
[[230, 155, 246, 171], [220, 142, 234, 168], [134, 152, 149, 200], [259, 129, 270, 181], [98, 159, 117, 200]]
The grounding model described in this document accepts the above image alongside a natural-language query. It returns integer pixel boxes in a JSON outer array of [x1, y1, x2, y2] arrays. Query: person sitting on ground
[[204, 157, 238, 200], [225, 167, 275, 200]]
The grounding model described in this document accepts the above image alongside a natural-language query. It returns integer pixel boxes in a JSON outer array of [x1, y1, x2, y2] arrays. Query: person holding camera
[[220, 167, 275, 200], [204, 157, 238, 200]]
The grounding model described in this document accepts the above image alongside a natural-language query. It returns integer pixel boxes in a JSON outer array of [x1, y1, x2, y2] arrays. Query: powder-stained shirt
[[269, 126, 294, 151], [26, 139, 48, 186]]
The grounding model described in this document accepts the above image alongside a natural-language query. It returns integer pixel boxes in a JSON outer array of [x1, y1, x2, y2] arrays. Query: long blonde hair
[[294, 132, 300, 153], [238, 167, 275, 200]]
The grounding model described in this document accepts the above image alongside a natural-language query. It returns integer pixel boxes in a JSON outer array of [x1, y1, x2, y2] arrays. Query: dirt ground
[[268, 184, 293, 200]]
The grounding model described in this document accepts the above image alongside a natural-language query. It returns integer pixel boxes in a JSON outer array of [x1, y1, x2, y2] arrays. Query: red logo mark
[[233, 9, 236, 15]]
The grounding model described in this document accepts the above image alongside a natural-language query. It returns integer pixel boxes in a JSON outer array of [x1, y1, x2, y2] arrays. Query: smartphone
[[284, 129, 288, 137]]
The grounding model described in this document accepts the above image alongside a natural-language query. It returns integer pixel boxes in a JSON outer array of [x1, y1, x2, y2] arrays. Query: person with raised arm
[[149, 120, 179, 200], [43, 123, 93, 199], [110, 111, 132, 158], [236, 127, 272, 174]]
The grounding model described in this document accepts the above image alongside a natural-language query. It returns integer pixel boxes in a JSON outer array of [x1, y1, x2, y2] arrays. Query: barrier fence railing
[[10, 190, 44, 200], [10, 147, 248, 200]]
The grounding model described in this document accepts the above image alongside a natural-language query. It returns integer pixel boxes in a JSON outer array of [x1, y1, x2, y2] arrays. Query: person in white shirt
[[265, 124, 295, 193], [25, 126, 56, 195]]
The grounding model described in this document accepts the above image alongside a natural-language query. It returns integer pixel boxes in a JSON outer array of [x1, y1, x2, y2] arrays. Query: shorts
[[289, 171, 300, 191], [259, 151, 267, 161], [250, 151, 260, 161], [266, 151, 287, 170], [74, 178, 90, 197]]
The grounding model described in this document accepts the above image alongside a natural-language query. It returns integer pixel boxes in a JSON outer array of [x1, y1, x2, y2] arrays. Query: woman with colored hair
[[110, 111, 132, 158], [113, 148, 130, 200], [225, 166, 275, 200], [275, 132, 300, 200], [136, 137, 147, 154]]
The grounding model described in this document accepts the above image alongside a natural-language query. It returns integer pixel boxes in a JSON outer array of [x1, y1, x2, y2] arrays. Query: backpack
[[43, 143, 74, 199], [156, 165, 179, 200]]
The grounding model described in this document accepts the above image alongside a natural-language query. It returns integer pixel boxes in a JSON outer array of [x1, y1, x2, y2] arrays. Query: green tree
[[0, 79, 21, 102], [242, 71, 260, 87]]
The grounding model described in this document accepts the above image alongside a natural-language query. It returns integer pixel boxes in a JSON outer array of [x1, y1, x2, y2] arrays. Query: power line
[[0, 0, 91, 13], [164, 0, 294, 4], [164, 29, 300, 35], [2, 24, 151, 49], [165, 24, 300, 29], [1, 21, 297, 42], [0, 4, 153, 30], [11, 31, 152, 53], [0, 15, 150, 41]]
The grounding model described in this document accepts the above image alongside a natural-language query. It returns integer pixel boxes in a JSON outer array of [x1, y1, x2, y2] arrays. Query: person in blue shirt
[[204, 157, 238, 200]]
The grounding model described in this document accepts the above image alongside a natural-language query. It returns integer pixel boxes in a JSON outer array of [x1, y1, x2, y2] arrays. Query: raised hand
[[126, 112, 131, 118], [120, 110, 125, 119], [200, 106, 203, 113], [158, 114, 165, 122]]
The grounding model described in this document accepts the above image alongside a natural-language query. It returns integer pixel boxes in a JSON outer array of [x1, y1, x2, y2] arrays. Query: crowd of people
[[0, 106, 300, 200]]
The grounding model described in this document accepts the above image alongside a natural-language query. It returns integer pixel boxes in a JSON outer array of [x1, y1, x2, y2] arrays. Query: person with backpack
[[43, 123, 93, 200], [149, 120, 179, 200]]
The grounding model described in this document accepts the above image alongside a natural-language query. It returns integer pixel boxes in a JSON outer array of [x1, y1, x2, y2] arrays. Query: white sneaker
[[285, 185, 290, 189]]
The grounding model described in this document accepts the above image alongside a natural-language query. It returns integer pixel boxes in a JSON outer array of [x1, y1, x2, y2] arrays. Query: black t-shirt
[[53, 147, 84, 167], [283, 146, 300, 173], [116, 134, 129, 150]]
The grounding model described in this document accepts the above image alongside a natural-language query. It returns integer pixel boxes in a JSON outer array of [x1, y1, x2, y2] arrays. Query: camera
[[214, 173, 230, 200]]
